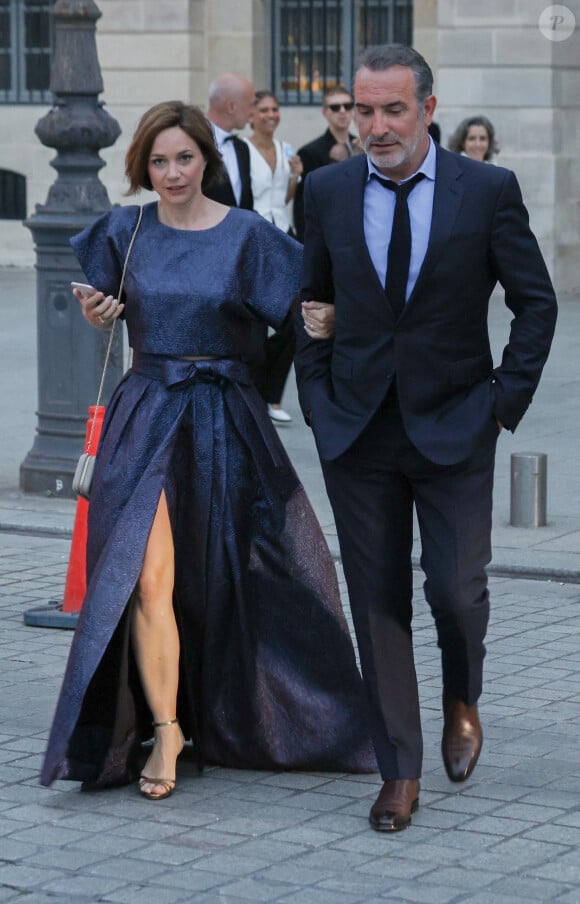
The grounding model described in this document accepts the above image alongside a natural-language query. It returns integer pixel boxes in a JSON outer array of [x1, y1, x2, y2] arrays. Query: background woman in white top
[[244, 90, 303, 234], [244, 91, 303, 424]]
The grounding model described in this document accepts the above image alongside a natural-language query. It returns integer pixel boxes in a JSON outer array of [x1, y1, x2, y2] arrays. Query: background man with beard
[[295, 44, 557, 833]]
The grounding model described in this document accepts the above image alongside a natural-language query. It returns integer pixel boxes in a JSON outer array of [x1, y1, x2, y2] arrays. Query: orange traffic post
[[62, 405, 105, 614], [23, 406, 106, 629]]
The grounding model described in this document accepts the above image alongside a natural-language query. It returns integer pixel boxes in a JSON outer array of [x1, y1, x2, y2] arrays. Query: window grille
[[0, 0, 54, 104], [272, 0, 413, 104]]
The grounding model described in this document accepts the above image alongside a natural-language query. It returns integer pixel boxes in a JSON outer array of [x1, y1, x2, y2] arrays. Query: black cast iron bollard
[[20, 0, 122, 499]]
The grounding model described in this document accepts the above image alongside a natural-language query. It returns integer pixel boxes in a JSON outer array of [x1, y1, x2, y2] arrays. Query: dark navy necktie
[[373, 172, 425, 319]]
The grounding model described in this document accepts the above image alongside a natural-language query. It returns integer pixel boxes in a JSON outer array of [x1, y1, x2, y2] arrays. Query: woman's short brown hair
[[125, 101, 225, 193]]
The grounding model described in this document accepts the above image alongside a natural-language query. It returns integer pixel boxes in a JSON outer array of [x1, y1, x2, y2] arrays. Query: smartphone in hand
[[71, 282, 97, 297]]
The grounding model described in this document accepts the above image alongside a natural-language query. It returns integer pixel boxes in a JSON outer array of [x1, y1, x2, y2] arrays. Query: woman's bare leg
[[131, 491, 183, 796]]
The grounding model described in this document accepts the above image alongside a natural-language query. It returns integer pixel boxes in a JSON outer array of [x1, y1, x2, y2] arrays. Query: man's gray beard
[[362, 129, 423, 173], [366, 147, 406, 170]]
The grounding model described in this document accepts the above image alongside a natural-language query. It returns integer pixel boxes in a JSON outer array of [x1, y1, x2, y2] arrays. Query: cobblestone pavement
[[1, 533, 579, 904]]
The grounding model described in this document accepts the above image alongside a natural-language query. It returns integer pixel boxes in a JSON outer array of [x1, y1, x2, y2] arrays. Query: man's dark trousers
[[321, 386, 498, 780]]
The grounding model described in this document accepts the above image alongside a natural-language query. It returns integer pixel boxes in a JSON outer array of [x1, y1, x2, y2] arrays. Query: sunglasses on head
[[326, 102, 354, 112]]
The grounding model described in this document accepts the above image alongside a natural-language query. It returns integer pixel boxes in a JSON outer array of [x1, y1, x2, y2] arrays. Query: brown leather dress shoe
[[441, 693, 482, 782], [369, 779, 420, 832]]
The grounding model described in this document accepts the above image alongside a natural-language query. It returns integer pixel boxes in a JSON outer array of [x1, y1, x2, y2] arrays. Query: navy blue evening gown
[[41, 204, 376, 788]]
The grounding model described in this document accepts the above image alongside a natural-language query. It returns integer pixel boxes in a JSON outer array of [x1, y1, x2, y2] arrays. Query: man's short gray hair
[[355, 44, 433, 105]]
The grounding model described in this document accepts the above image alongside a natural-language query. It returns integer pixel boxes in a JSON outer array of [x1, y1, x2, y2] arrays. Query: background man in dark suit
[[293, 86, 358, 242], [295, 44, 557, 833], [204, 72, 255, 209]]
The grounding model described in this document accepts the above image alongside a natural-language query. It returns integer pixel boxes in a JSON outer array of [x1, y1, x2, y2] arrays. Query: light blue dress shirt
[[364, 136, 436, 300]]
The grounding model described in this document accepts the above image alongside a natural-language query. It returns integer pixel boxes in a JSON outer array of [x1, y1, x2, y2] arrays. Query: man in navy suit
[[295, 44, 557, 832]]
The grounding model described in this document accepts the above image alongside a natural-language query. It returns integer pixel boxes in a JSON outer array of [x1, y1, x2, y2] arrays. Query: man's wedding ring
[[98, 315, 106, 324]]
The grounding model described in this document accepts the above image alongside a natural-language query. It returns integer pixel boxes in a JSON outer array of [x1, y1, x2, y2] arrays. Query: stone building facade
[[0, 0, 578, 290]]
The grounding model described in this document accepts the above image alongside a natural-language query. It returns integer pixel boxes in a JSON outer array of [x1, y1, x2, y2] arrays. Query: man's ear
[[423, 94, 437, 127]]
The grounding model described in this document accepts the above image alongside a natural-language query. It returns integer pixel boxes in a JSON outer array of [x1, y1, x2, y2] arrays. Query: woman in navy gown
[[41, 101, 375, 799]]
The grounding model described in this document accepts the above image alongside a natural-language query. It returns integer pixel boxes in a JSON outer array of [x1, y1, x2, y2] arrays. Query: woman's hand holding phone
[[71, 282, 125, 329], [70, 281, 97, 298]]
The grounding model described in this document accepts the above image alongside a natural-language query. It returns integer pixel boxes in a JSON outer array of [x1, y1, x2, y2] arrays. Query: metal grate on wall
[[272, 0, 413, 105], [0, 0, 54, 104]]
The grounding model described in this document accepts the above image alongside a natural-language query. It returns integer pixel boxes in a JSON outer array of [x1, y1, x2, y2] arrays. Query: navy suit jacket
[[294, 128, 358, 242], [295, 146, 557, 464]]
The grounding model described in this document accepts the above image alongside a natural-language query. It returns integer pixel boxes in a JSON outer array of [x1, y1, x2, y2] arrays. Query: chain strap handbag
[[72, 206, 143, 499]]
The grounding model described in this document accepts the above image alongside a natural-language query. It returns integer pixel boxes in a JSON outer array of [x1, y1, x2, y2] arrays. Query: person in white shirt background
[[244, 90, 303, 233], [243, 91, 303, 423], [204, 72, 256, 209]]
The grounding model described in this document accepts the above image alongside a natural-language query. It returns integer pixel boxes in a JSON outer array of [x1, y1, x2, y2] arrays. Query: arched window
[[0, 0, 54, 103], [272, 0, 413, 104]]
